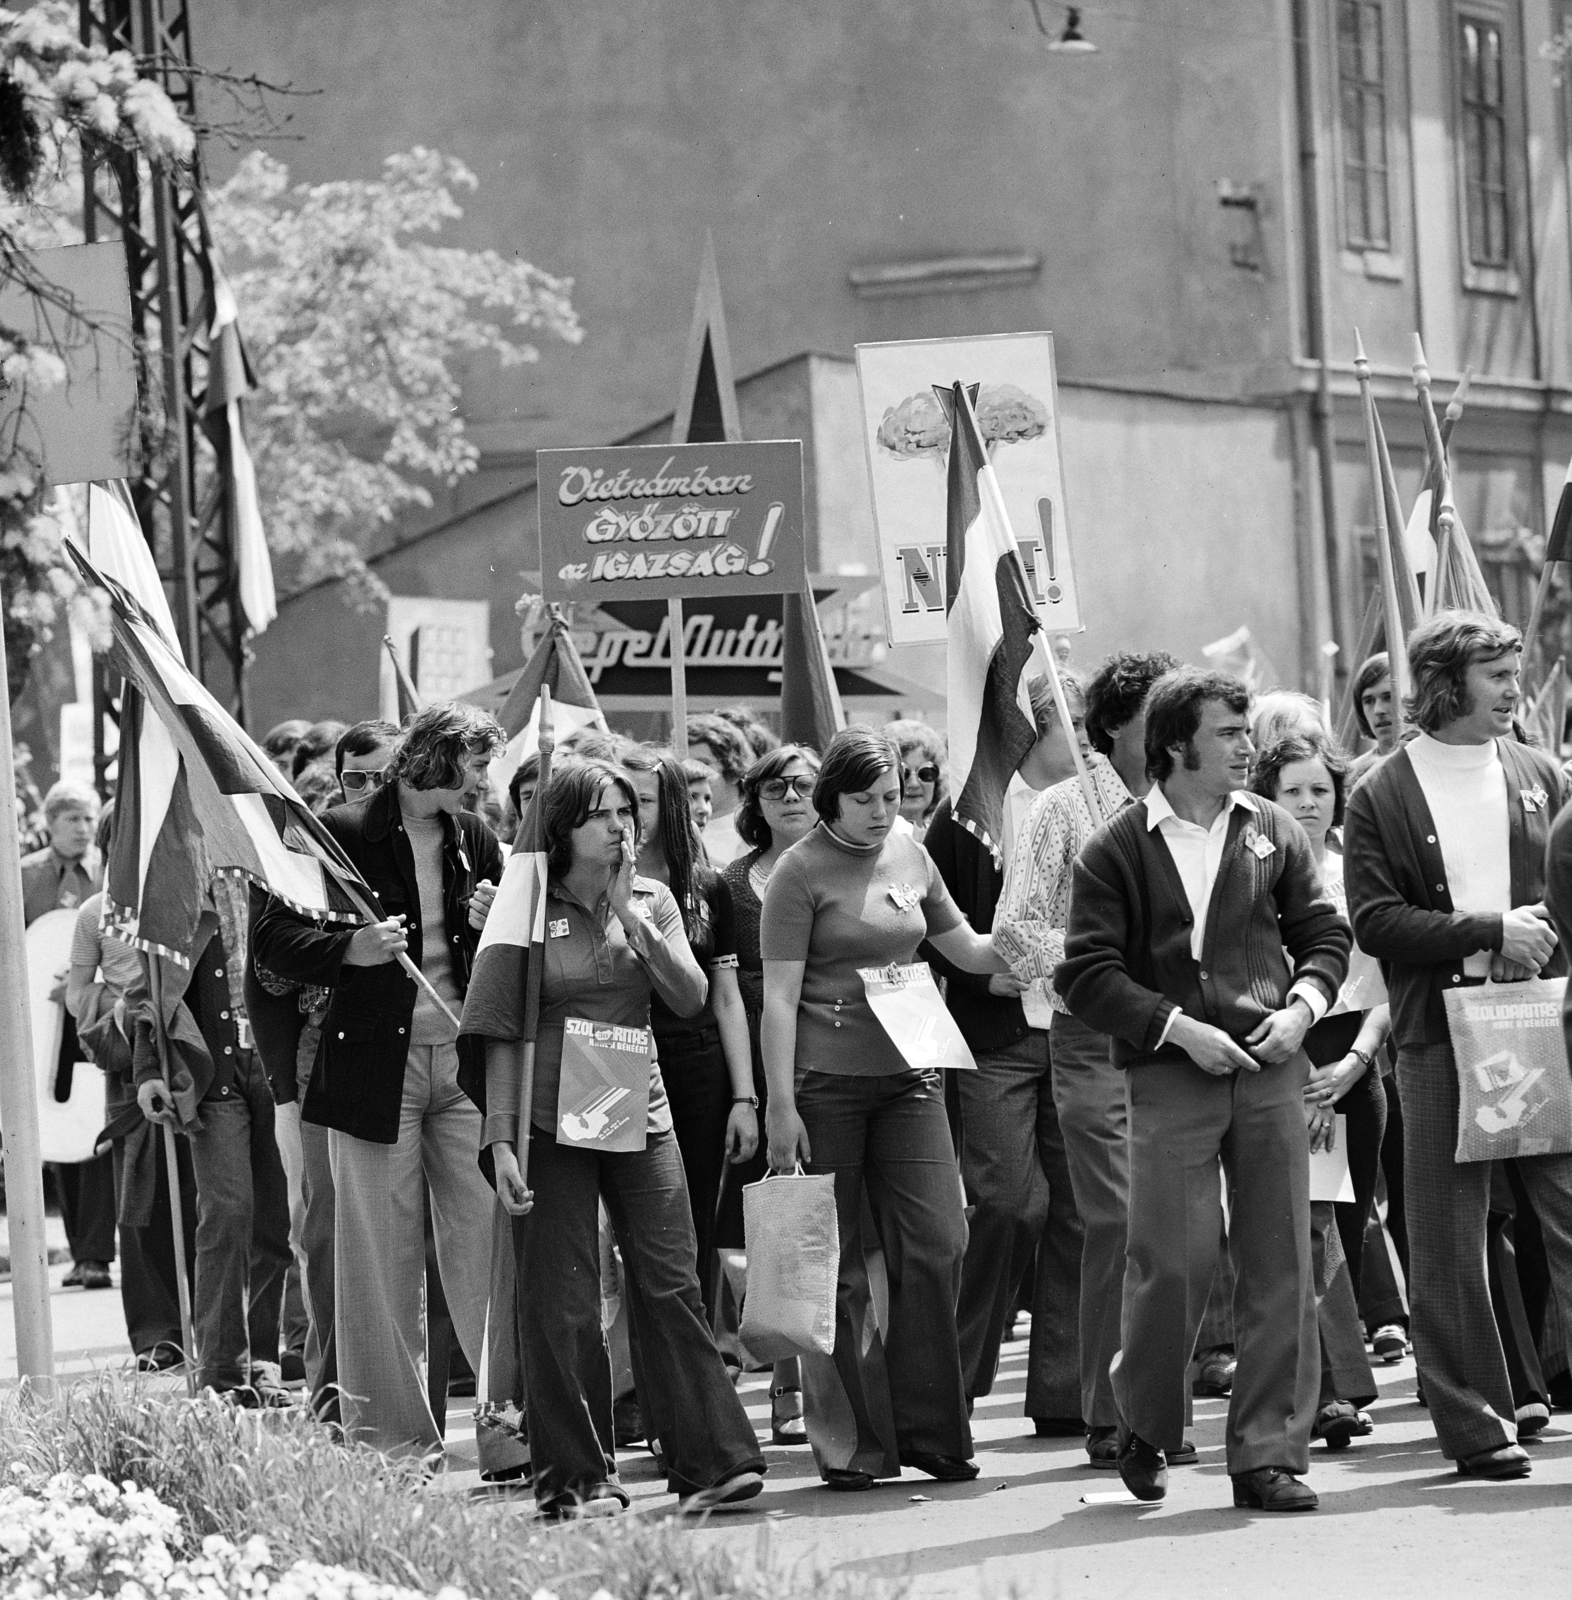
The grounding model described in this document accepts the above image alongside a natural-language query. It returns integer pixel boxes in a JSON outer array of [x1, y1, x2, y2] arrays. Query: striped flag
[[457, 803, 549, 1052], [86, 480, 183, 658], [66, 545, 368, 963], [939, 381, 1041, 863], [203, 266, 276, 637], [487, 609, 606, 793], [780, 586, 846, 753]]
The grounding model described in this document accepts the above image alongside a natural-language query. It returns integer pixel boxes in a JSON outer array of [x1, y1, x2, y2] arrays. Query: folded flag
[[1549, 453, 1572, 566], [939, 380, 1041, 864], [489, 609, 606, 794], [780, 587, 845, 754]]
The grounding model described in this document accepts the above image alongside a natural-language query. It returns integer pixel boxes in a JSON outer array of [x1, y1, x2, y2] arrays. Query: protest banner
[[855, 332, 1082, 648]]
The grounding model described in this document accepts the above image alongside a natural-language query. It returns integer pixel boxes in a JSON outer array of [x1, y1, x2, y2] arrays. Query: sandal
[[771, 1384, 808, 1445]]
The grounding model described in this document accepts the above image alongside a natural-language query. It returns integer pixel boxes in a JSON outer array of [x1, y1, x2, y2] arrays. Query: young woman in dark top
[[720, 742, 821, 1444], [621, 746, 758, 1318]]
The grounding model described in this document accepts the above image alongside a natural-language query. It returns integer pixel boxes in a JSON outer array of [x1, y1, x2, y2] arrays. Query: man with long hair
[[253, 702, 504, 1461], [1347, 609, 1572, 1481], [1059, 668, 1348, 1512]]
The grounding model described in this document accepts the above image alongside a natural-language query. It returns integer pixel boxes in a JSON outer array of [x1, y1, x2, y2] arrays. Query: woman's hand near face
[[608, 833, 638, 922]]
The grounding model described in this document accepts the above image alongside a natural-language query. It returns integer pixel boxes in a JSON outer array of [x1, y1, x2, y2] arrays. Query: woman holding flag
[[761, 726, 1012, 1489], [473, 758, 765, 1519]]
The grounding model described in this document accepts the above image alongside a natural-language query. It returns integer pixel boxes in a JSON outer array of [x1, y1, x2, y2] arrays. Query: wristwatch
[[1349, 1046, 1374, 1070]]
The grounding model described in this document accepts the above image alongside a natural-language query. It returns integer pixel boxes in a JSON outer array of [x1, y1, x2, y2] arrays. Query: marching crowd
[[20, 605, 1572, 1518]]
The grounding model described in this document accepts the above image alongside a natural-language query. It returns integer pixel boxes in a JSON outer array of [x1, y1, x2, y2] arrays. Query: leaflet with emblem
[[858, 963, 977, 1070], [556, 1017, 651, 1151]]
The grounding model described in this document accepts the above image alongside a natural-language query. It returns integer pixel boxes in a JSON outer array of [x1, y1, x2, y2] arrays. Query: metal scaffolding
[[78, 0, 250, 732]]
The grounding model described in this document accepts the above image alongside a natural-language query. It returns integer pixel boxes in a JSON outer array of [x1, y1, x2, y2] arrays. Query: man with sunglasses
[[337, 719, 400, 803]]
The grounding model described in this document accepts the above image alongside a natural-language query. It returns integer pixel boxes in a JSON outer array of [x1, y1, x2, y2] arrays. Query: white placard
[[382, 596, 491, 721], [854, 332, 1083, 647], [1308, 1115, 1355, 1203]]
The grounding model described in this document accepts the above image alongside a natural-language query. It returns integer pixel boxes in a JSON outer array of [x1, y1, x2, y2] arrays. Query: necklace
[[749, 857, 772, 901]]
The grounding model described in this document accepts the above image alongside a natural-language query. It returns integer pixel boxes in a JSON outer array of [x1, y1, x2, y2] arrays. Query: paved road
[[7, 1255, 1570, 1599]]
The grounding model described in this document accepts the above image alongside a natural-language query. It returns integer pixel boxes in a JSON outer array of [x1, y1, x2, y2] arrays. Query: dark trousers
[[186, 1055, 292, 1390], [1116, 1054, 1318, 1476], [659, 1023, 732, 1322], [1313, 1201, 1377, 1407], [954, 1031, 1081, 1415], [1360, 1074, 1411, 1331], [111, 1128, 196, 1356], [48, 1153, 117, 1264], [798, 1068, 971, 1479], [1049, 1012, 1127, 1428], [1333, 1063, 1387, 1302], [1397, 1043, 1572, 1459], [518, 1123, 763, 1506]]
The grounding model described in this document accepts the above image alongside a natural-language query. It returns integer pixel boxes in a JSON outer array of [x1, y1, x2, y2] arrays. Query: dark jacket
[[1057, 792, 1349, 1066], [920, 799, 1030, 1053], [250, 782, 503, 1144], [1343, 739, 1565, 1048]]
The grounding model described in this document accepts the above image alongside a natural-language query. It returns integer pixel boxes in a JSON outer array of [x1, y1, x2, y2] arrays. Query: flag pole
[[667, 599, 689, 759], [1354, 330, 1412, 709], [516, 687, 553, 1187], [1523, 563, 1559, 676], [0, 577, 56, 1395], [144, 958, 197, 1397]]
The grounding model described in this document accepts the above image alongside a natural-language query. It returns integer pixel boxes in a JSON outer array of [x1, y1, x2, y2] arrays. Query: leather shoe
[[1087, 1425, 1119, 1469], [1116, 1427, 1167, 1502], [822, 1468, 874, 1491], [1312, 1400, 1360, 1451], [901, 1451, 980, 1481], [1166, 1437, 1198, 1466], [1231, 1467, 1318, 1511], [80, 1261, 112, 1290], [1193, 1350, 1236, 1397], [1456, 1443, 1531, 1480]]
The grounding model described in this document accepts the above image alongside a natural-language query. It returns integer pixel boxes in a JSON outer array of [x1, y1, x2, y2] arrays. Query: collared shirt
[[21, 845, 101, 927], [1145, 784, 1328, 1044], [995, 754, 1135, 1017]]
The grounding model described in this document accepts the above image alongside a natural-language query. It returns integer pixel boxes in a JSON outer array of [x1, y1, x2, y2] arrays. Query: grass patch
[[0, 1373, 881, 1600]]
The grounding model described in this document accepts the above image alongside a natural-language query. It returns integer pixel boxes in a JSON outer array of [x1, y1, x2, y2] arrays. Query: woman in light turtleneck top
[[760, 726, 1009, 1490]]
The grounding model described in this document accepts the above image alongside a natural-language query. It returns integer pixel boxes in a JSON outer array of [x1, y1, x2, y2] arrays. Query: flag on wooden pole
[[487, 606, 606, 795], [86, 481, 183, 658], [780, 587, 846, 753], [938, 381, 1042, 863]]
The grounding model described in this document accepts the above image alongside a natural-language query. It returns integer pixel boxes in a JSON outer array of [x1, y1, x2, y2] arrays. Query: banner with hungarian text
[[537, 440, 805, 604]]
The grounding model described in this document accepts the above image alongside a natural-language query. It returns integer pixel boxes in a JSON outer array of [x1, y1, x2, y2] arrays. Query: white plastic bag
[[740, 1168, 839, 1361]]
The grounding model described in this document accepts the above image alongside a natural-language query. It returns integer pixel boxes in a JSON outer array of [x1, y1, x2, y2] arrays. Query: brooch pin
[[888, 882, 921, 911], [1243, 827, 1276, 861], [1523, 785, 1549, 814]]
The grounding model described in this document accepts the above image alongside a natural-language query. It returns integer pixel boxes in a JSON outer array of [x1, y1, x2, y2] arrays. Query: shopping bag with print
[[555, 1017, 650, 1152], [740, 1167, 839, 1361], [858, 962, 977, 1070], [1444, 978, 1572, 1162]]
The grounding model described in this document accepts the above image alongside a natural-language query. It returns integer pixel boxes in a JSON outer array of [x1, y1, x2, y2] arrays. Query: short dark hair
[[814, 727, 900, 824], [291, 720, 348, 779], [541, 758, 639, 877], [1406, 611, 1522, 734], [385, 702, 504, 792], [1144, 669, 1252, 782], [1250, 733, 1348, 828], [1351, 651, 1391, 741], [716, 705, 780, 759], [1085, 651, 1184, 756], [735, 744, 822, 851], [334, 719, 400, 778], [263, 719, 310, 760], [685, 714, 752, 786]]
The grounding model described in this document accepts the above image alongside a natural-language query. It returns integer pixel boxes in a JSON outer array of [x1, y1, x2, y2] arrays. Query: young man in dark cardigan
[[1346, 609, 1572, 1482], [923, 674, 1088, 1433], [1058, 668, 1349, 1512]]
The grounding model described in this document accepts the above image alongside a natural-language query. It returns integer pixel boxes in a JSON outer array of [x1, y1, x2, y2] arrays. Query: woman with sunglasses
[[477, 759, 765, 1517], [717, 742, 822, 1443], [762, 726, 1011, 1490], [620, 745, 758, 1320], [882, 720, 946, 841]]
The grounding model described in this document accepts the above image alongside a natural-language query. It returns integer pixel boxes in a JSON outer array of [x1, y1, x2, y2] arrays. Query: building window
[[1337, 1, 1391, 251], [1458, 15, 1511, 268]]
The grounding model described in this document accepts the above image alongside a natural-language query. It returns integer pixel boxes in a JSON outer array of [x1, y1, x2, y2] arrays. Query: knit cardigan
[[1056, 792, 1350, 1066], [1343, 738, 1566, 1048]]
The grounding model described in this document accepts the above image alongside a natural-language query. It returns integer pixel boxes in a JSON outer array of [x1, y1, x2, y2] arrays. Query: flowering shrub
[[0, 1467, 479, 1600]]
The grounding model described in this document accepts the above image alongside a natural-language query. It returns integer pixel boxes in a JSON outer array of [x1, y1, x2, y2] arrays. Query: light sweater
[[1406, 734, 1510, 977]]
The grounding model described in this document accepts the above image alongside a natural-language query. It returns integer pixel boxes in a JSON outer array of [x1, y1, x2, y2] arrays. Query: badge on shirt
[[1522, 785, 1549, 814], [888, 882, 921, 912], [548, 918, 571, 938], [1243, 827, 1276, 861]]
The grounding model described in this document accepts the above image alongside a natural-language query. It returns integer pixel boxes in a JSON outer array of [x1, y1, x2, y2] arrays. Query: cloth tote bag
[[1443, 977, 1572, 1162], [740, 1168, 839, 1361]]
